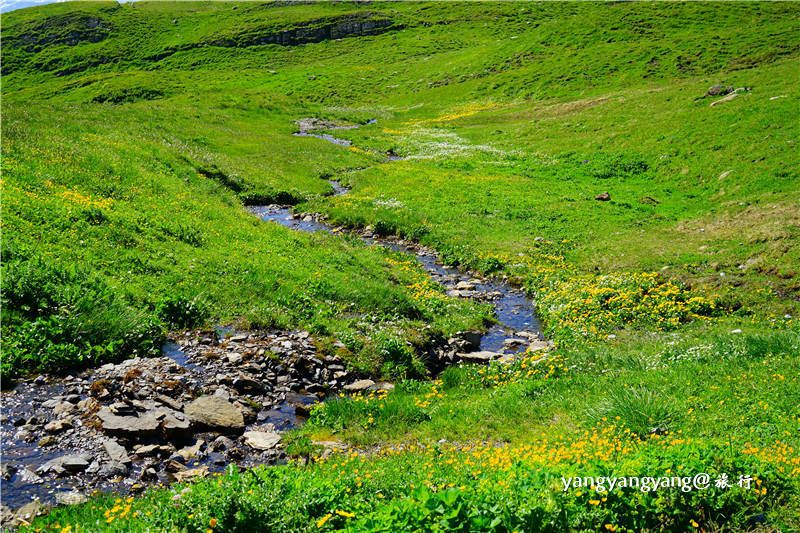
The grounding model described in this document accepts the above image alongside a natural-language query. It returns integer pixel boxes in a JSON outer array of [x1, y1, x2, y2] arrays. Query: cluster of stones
[[0, 329, 392, 526]]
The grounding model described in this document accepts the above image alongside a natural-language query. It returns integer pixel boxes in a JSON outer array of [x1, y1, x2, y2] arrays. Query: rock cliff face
[[2, 11, 400, 77], [4, 13, 112, 52], [213, 12, 400, 48]]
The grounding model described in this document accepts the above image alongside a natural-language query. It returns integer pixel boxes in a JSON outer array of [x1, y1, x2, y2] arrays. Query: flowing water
[[0, 119, 541, 513], [259, 120, 542, 351]]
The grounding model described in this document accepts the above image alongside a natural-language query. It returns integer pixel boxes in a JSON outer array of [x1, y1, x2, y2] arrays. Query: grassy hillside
[[2, 1, 799, 531]]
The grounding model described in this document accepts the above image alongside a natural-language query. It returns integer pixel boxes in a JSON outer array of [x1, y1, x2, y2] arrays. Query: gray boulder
[[184, 396, 244, 430]]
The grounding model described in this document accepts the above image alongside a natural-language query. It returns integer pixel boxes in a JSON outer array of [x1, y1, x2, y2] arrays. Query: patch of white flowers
[[373, 197, 406, 209], [398, 128, 518, 160]]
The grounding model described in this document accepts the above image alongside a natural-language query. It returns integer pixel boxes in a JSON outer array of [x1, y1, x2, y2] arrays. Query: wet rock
[[135, 444, 176, 457], [455, 281, 476, 290], [458, 331, 482, 350], [173, 466, 208, 482], [98, 461, 128, 478], [1, 464, 17, 480], [184, 396, 244, 430], [167, 452, 185, 463], [155, 406, 193, 438], [77, 397, 99, 411], [209, 452, 227, 465], [38, 435, 58, 447], [139, 467, 158, 481], [56, 491, 88, 506], [293, 404, 311, 418], [232, 375, 265, 394], [97, 407, 160, 437], [503, 338, 527, 347], [103, 438, 131, 464], [243, 430, 282, 450], [210, 436, 235, 452], [344, 379, 375, 392], [53, 401, 77, 416], [44, 419, 73, 433], [15, 467, 43, 484], [38, 454, 91, 475], [164, 459, 187, 473], [14, 428, 36, 442], [305, 383, 325, 394], [155, 394, 183, 411], [10, 501, 41, 526], [177, 439, 205, 461]]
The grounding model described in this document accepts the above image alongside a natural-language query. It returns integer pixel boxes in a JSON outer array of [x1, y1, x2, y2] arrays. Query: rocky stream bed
[[0, 119, 548, 528]]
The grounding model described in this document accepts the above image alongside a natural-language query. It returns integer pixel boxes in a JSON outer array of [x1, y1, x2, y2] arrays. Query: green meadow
[[2, 1, 799, 531]]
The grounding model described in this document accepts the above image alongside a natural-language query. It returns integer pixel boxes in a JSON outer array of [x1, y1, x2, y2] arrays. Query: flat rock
[[368, 381, 395, 392], [154, 394, 183, 411], [103, 438, 131, 464], [344, 379, 375, 392], [527, 340, 552, 352], [135, 444, 175, 457], [52, 401, 76, 416], [710, 92, 740, 107], [98, 461, 128, 478], [503, 338, 527, 346], [38, 454, 91, 475], [172, 466, 208, 483], [44, 419, 72, 433], [97, 407, 160, 436], [15, 467, 43, 484], [243, 430, 282, 450], [184, 396, 244, 430], [56, 491, 87, 506], [10, 501, 40, 526], [457, 351, 502, 362]]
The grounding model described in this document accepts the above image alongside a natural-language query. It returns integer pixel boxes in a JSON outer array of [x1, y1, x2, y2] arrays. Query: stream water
[[0, 119, 541, 515], [258, 120, 542, 351]]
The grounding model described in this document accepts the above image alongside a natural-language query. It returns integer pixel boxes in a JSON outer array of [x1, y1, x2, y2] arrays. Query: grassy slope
[[2, 1, 799, 531]]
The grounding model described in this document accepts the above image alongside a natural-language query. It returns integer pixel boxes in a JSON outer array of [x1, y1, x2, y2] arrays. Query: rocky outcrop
[[208, 12, 400, 48]]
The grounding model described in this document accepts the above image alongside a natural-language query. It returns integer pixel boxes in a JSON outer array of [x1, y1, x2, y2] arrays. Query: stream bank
[[0, 119, 547, 526]]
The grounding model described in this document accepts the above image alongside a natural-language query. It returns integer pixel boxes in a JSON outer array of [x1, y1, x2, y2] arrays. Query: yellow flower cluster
[[468, 350, 569, 389], [401, 102, 499, 126], [414, 379, 443, 409], [103, 497, 136, 524], [385, 257, 453, 306], [742, 442, 800, 477]]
